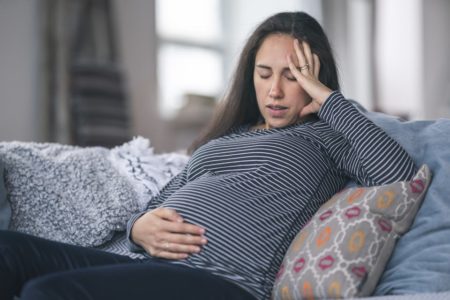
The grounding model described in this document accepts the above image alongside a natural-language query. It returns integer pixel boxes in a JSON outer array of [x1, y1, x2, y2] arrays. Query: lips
[[266, 104, 288, 117]]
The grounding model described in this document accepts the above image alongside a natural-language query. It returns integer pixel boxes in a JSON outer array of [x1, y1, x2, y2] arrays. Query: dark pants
[[0, 230, 256, 300]]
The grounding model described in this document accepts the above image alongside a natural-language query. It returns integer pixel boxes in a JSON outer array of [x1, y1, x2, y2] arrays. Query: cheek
[[288, 86, 309, 107], [254, 79, 268, 102]]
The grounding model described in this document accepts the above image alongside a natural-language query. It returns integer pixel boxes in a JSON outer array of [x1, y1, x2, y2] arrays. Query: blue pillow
[[0, 158, 11, 229], [357, 109, 450, 294]]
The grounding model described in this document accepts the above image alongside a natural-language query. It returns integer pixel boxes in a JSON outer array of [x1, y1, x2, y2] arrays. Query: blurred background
[[0, 0, 449, 152]]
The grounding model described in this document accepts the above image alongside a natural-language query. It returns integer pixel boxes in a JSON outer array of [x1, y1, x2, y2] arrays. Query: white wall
[[376, 0, 424, 119], [347, 0, 374, 110], [0, 1, 43, 142], [376, 0, 450, 119], [324, 0, 450, 120], [423, 0, 450, 119], [323, 0, 375, 110]]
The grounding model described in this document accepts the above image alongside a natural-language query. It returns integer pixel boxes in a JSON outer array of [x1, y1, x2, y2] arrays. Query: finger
[[161, 232, 207, 247], [302, 41, 314, 71], [152, 236, 204, 258], [174, 232, 208, 245], [167, 243, 202, 254], [163, 219, 206, 235], [158, 240, 202, 254], [152, 208, 206, 235], [313, 54, 320, 79], [154, 207, 184, 223], [149, 248, 189, 260], [293, 39, 308, 72], [287, 54, 303, 80]]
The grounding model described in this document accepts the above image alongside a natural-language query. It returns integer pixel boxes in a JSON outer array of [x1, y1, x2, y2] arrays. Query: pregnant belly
[[159, 174, 301, 274]]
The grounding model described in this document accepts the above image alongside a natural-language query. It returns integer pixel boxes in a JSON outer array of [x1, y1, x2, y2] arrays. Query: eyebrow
[[255, 64, 294, 73], [255, 64, 271, 70]]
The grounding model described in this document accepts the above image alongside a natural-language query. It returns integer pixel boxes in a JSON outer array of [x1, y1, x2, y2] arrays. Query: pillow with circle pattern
[[272, 164, 431, 299]]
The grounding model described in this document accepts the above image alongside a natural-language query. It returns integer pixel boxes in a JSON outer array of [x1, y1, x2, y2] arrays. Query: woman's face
[[253, 34, 310, 128]]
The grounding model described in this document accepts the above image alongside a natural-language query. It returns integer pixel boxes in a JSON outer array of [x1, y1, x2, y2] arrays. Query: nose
[[269, 77, 283, 99]]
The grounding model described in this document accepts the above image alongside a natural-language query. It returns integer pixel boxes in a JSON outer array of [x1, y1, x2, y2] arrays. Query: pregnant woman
[[0, 11, 416, 300]]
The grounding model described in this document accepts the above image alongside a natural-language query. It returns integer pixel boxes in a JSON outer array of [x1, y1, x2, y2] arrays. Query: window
[[156, 0, 224, 119]]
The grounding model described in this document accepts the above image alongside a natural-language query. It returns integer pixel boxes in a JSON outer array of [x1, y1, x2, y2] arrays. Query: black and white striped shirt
[[127, 91, 416, 299]]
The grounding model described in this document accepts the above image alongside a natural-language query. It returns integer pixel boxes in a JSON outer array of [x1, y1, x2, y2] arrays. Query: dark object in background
[[70, 63, 130, 148], [69, 0, 130, 148], [0, 159, 11, 230]]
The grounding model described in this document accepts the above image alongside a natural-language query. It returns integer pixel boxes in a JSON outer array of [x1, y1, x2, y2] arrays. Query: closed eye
[[255, 64, 272, 79], [281, 68, 296, 81], [285, 74, 296, 81]]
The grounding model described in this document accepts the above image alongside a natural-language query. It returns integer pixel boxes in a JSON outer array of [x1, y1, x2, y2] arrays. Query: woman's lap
[[0, 230, 135, 299], [22, 262, 254, 300], [0, 230, 255, 300]]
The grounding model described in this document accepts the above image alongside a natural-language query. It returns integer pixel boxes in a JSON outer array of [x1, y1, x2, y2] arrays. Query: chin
[[271, 122, 290, 129]]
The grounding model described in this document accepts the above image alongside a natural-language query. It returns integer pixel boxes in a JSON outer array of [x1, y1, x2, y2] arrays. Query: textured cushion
[[272, 165, 431, 299]]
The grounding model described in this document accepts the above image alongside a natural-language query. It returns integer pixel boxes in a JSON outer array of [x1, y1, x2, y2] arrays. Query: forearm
[[317, 91, 417, 185]]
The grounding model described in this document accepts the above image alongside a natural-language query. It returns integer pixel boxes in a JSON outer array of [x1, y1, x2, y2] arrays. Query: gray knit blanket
[[0, 137, 188, 250]]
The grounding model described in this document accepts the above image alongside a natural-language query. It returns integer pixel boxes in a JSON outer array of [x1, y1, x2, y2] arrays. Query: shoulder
[[281, 117, 347, 152], [282, 116, 326, 137]]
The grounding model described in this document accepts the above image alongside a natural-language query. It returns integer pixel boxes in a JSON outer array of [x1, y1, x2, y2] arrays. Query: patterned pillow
[[272, 164, 431, 299]]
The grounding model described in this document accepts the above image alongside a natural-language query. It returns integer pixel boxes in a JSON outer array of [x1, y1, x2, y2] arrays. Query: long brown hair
[[189, 12, 340, 154]]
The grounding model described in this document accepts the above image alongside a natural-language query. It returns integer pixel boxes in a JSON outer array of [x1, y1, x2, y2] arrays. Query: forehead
[[255, 34, 298, 65]]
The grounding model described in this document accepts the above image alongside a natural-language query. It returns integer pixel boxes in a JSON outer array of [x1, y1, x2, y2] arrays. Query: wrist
[[316, 88, 333, 105], [130, 213, 146, 245]]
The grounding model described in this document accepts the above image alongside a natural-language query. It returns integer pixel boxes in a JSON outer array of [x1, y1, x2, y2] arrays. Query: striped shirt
[[127, 91, 417, 299]]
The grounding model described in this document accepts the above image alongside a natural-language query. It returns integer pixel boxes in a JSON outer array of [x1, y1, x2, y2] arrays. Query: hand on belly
[[131, 207, 208, 260]]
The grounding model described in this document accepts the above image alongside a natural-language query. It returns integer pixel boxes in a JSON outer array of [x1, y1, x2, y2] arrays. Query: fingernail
[[201, 238, 208, 244]]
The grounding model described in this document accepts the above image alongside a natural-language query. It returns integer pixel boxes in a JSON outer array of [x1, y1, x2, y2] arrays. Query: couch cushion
[[363, 115, 450, 295], [272, 165, 431, 299]]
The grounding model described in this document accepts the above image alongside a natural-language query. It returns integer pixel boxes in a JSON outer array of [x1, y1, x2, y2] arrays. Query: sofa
[[1, 104, 450, 299], [356, 105, 450, 299]]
